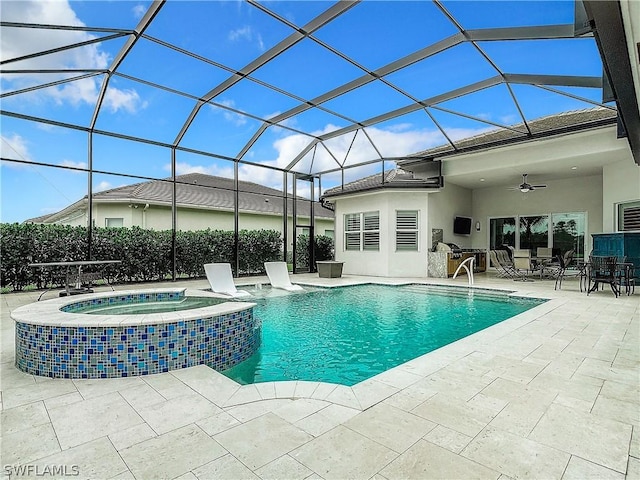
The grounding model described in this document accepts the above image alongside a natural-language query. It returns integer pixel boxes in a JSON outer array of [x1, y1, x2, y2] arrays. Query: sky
[[0, 0, 606, 223]]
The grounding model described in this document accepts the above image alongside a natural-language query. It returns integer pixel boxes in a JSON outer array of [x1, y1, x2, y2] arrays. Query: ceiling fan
[[509, 173, 547, 193]]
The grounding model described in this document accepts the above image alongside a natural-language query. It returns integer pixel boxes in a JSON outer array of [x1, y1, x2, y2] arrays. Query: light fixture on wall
[[475, 221, 481, 232]]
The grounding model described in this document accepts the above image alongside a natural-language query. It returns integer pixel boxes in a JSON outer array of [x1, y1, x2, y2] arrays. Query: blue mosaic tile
[[15, 305, 260, 379], [60, 291, 185, 313]]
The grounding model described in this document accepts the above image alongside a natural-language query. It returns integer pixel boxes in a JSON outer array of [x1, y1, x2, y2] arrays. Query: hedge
[[294, 234, 335, 269], [0, 223, 284, 292]]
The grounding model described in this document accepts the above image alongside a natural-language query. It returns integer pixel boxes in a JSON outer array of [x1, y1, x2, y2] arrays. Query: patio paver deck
[[1, 273, 638, 479]]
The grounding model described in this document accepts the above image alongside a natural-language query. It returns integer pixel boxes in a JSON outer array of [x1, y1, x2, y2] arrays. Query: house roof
[[402, 107, 617, 161], [322, 168, 441, 199], [28, 173, 334, 223], [320, 107, 619, 199]]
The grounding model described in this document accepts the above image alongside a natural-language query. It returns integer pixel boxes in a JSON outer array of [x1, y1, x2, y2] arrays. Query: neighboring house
[[321, 108, 640, 278], [28, 173, 335, 249]]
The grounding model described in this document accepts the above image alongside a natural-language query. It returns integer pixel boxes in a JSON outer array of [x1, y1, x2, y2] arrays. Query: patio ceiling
[[1, 0, 637, 189]]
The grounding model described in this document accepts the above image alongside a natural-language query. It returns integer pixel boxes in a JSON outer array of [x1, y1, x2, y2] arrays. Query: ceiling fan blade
[[531, 184, 547, 188]]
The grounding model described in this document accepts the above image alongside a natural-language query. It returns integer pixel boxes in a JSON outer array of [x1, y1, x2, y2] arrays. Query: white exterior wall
[[427, 182, 473, 249], [51, 203, 334, 248], [470, 174, 604, 253], [602, 159, 640, 232], [333, 190, 429, 277]]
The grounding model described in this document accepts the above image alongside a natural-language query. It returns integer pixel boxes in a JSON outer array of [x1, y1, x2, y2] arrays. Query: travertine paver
[[47, 392, 145, 449], [214, 413, 313, 470], [291, 425, 397, 479], [462, 425, 571, 479], [380, 440, 500, 479], [0, 273, 638, 479], [529, 403, 632, 473], [119, 424, 227, 479], [343, 402, 437, 453]]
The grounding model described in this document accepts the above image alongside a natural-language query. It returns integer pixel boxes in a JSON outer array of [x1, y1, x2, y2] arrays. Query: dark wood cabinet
[[446, 252, 487, 276]]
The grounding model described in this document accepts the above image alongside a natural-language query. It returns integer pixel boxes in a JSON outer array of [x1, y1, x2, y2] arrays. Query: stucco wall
[[333, 190, 429, 277], [470, 174, 604, 253], [602, 159, 640, 232], [427, 182, 473, 249], [56, 203, 334, 249]]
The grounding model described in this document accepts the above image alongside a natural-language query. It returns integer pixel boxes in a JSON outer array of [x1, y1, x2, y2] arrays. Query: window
[[618, 201, 640, 231], [489, 212, 586, 261], [396, 210, 418, 251], [519, 215, 549, 251], [344, 211, 379, 251], [490, 217, 516, 250], [105, 218, 123, 227], [363, 211, 380, 250], [345, 213, 361, 251], [552, 213, 585, 261]]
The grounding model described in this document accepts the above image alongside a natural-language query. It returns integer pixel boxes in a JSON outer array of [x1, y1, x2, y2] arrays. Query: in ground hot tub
[[11, 288, 260, 379]]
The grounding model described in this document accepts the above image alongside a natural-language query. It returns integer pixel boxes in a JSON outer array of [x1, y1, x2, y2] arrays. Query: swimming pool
[[222, 284, 545, 386]]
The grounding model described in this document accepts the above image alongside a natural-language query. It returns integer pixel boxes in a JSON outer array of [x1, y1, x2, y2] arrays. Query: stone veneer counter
[[12, 288, 260, 379]]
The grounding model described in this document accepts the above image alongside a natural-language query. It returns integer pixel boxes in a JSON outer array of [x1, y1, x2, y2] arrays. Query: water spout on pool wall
[[11, 288, 259, 379]]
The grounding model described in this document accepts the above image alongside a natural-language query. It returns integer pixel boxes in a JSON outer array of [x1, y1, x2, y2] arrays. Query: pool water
[[84, 296, 227, 315], [222, 284, 545, 386]]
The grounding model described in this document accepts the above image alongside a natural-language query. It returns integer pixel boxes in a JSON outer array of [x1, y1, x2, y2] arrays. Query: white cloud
[[1, 133, 32, 163], [104, 87, 147, 114], [162, 121, 490, 195], [214, 99, 247, 126], [132, 4, 146, 19], [59, 160, 87, 170], [1, 0, 144, 114], [228, 25, 265, 51], [94, 181, 114, 192]]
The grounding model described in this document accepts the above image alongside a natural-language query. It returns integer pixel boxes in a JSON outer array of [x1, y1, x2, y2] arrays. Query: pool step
[[398, 284, 513, 300]]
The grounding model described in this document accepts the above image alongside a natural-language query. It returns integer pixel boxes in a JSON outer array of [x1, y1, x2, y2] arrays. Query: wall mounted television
[[453, 216, 472, 235]]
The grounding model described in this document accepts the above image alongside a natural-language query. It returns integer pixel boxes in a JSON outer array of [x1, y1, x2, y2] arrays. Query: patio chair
[[489, 250, 522, 279], [551, 250, 575, 290], [535, 247, 554, 278], [617, 262, 636, 295], [587, 256, 619, 297], [264, 262, 305, 291], [204, 263, 251, 298], [496, 249, 513, 267], [513, 249, 535, 281]]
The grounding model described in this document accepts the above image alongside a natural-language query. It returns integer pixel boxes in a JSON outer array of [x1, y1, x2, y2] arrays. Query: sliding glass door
[[489, 212, 586, 260], [519, 215, 549, 252], [489, 217, 516, 250], [552, 213, 586, 261]]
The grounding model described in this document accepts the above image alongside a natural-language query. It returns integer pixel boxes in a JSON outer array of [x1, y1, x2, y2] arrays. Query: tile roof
[[28, 173, 333, 222], [404, 107, 617, 160], [322, 168, 442, 198]]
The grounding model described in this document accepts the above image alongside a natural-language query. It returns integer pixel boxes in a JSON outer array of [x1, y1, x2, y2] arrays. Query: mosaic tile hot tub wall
[[15, 306, 260, 379]]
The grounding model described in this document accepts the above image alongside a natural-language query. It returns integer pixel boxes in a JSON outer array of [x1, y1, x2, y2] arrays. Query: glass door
[[490, 217, 516, 250], [519, 215, 549, 254], [552, 213, 586, 261], [489, 217, 516, 267]]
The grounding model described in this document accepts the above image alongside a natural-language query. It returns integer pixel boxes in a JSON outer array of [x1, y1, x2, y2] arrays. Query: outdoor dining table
[[29, 260, 121, 300]]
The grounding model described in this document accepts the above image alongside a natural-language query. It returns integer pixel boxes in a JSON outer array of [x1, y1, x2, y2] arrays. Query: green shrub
[[295, 234, 335, 269], [0, 223, 284, 291], [238, 229, 283, 275]]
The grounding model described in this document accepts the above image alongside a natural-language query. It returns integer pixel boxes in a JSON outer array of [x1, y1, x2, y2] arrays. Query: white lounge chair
[[204, 263, 251, 298], [264, 262, 304, 291]]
